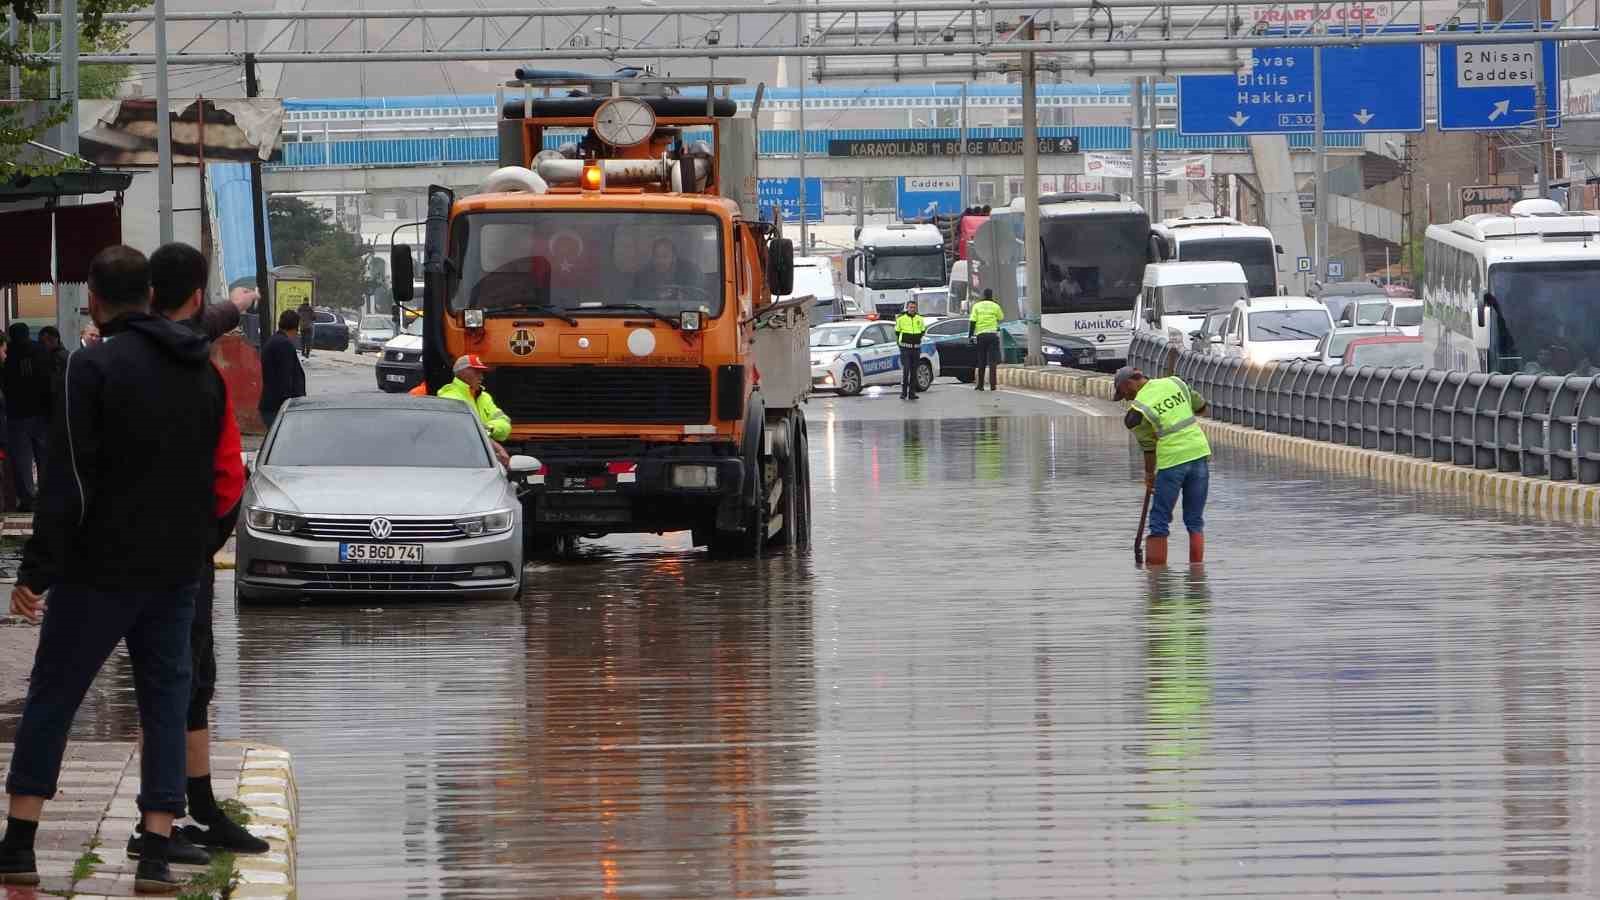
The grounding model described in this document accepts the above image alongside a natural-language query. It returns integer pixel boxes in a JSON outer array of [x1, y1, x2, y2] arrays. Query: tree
[[269, 196, 382, 308]]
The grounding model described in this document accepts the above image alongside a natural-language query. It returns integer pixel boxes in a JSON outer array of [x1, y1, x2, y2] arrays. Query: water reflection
[[1141, 567, 1212, 826]]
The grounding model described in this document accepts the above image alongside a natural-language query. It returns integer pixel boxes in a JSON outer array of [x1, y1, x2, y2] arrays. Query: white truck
[[843, 223, 948, 319]]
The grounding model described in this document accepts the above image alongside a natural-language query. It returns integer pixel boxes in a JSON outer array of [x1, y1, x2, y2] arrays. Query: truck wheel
[[710, 444, 764, 557], [839, 364, 863, 396], [792, 415, 812, 548], [915, 360, 935, 392]]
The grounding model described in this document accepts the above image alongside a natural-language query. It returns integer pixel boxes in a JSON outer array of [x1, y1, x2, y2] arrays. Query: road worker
[[1115, 366, 1211, 566]]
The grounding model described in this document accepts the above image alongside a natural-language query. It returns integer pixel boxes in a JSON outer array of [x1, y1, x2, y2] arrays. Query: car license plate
[[339, 543, 423, 564], [385, 373, 407, 383]]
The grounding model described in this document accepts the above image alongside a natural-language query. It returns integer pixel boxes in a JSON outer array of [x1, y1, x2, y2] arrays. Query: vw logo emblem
[[369, 517, 394, 540]]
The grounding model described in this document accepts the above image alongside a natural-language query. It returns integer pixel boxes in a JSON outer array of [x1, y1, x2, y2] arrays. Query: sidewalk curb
[[997, 364, 1600, 524], [227, 742, 300, 899]]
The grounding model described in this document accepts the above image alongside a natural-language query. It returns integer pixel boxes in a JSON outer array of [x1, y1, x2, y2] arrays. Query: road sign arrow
[[1229, 111, 1249, 127], [1488, 99, 1511, 122], [1353, 109, 1375, 125]]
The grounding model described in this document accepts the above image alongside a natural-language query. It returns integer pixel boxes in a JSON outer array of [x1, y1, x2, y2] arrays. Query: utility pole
[[58, 0, 80, 340], [795, 16, 809, 253], [6, 10, 19, 100], [1130, 78, 1145, 209], [1534, 39, 1550, 199], [1022, 53, 1042, 366], [246, 53, 272, 341], [1146, 76, 1160, 220], [959, 80, 969, 209], [1313, 45, 1328, 281], [154, 0, 174, 244]]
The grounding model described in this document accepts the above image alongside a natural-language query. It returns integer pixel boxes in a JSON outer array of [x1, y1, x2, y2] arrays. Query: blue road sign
[[1178, 29, 1424, 135], [896, 176, 963, 220], [1436, 26, 1559, 131], [757, 177, 822, 224], [1327, 260, 1345, 279], [1297, 256, 1312, 273]]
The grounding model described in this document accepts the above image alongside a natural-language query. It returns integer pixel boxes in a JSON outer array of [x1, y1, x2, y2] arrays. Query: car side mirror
[[857, 337, 874, 347], [391, 246, 415, 304], [241, 451, 256, 474], [1339, 319, 1352, 327], [1188, 330, 1202, 339], [1210, 334, 1223, 344], [508, 454, 541, 476], [1275, 244, 1285, 254]]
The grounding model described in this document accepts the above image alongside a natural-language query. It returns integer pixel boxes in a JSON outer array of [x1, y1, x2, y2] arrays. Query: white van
[[787, 256, 854, 322], [1133, 261, 1251, 348], [947, 259, 971, 313]]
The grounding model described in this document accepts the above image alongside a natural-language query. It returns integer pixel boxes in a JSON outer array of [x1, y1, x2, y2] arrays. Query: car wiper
[[484, 303, 578, 326], [1281, 326, 1322, 339], [1255, 325, 1284, 337], [575, 302, 680, 328]]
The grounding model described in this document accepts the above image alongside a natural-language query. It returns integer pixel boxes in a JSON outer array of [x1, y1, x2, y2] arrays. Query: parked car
[[1342, 334, 1425, 368], [924, 318, 1095, 379], [1377, 299, 1423, 337], [1303, 325, 1401, 366], [236, 396, 537, 603], [809, 320, 940, 396], [1189, 310, 1231, 355], [355, 314, 397, 354], [1220, 297, 1335, 365], [376, 316, 424, 392], [310, 307, 350, 351]]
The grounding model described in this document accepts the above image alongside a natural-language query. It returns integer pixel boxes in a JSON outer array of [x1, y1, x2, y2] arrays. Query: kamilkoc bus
[[967, 193, 1151, 368], [1422, 199, 1600, 376], [1150, 215, 1281, 298]]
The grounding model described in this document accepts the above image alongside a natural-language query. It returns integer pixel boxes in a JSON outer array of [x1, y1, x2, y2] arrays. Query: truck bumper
[[516, 447, 747, 534]]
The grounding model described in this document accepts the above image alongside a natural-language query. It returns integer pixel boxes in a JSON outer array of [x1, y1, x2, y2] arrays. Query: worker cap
[[454, 354, 490, 374], [1113, 366, 1142, 399]]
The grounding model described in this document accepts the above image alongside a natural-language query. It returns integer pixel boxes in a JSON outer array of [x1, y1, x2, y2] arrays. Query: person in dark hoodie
[[2, 322, 50, 512], [0, 245, 229, 893], [139, 242, 266, 862], [259, 310, 306, 429]]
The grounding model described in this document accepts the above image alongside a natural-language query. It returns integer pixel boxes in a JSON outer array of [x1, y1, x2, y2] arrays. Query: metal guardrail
[[1126, 332, 1600, 485]]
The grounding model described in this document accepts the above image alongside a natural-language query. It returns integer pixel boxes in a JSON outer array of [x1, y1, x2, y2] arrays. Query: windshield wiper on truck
[[483, 302, 578, 326], [574, 302, 681, 328]]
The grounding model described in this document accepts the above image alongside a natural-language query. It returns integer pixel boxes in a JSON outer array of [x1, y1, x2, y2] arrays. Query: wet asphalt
[[10, 374, 1600, 898]]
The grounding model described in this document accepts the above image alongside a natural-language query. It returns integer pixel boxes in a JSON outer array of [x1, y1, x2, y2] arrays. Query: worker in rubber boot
[[1115, 366, 1211, 566]]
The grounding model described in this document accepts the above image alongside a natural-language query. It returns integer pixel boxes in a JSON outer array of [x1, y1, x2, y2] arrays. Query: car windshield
[[865, 250, 945, 289], [811, 325, 861, 348], [1161, 282, 1249, 315], [266, 408, 491, 468], [1348, 341, 1424, 368], [400, 317, 424, 336], [1489, 260, 1600, 375], [1250, 309, 1331, 342], [1391, 304, 1422, 326], [361, 315, 392, 330], [1178, 238, 1277, 296], [448, 210, 724, 317]]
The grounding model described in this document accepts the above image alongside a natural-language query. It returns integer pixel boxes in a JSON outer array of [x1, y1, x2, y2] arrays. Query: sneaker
[[127, 828, 211, 866], [134, 857, 183, 894], [0, 845, 39, 885], [180, 816, 270, 854]]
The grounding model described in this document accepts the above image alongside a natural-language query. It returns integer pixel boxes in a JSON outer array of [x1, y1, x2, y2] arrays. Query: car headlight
[[1042, 345, 1064, 356], [457, 509, 515, 537], [246, 507, 300, 534]]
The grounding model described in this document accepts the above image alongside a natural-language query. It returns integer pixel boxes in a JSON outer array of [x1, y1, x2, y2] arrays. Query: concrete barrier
[[998, 365, 1600, 524]]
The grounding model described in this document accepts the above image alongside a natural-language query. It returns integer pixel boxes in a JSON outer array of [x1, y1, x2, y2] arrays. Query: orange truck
[[391, 72, 811, 556]]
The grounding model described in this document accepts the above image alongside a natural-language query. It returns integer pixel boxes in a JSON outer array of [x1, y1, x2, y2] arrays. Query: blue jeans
[[7, 416, 49, 504], [1149, 456, 1209, 538], [6, 581, 199, 816]]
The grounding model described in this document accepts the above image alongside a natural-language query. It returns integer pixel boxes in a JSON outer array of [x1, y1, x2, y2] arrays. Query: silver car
[[236, 396, 537, 604], [355, 314, 397, 354]]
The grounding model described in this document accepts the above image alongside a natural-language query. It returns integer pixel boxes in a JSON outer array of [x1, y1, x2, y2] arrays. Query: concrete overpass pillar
[[1248, 135, 1310, 295]]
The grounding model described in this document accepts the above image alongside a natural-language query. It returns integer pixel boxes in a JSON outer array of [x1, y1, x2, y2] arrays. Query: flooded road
[[28, 384, 1600, 897]]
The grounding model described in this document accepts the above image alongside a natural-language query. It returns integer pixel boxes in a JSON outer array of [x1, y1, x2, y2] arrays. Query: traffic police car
[[809, 319, 941, 397]]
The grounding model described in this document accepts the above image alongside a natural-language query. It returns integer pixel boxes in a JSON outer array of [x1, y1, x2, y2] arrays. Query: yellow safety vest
[[969, 299, 1004, 335], [895, 313, 927, 344], [1130, 376, 1210, 470]]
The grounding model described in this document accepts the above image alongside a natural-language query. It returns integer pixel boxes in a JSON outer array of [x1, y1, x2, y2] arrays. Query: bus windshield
[[865, 250, 945, 289], [448, 211, 724, 317], [1489, 260, 1600, 375], [1179, 237, 1277, 296], [1040, 213, 1150, 314]]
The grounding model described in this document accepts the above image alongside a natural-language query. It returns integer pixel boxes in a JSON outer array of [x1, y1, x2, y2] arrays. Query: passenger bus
[[1422, 199, 1600, 376], [1150, 215, 1281, 298], [966, 193, 1150, 367]]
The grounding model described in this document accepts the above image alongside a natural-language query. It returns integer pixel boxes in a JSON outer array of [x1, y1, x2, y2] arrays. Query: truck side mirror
[[392, 246, 414, 304], [767, 237, 795, 296], [845, 255, 858, 285], [1275, 244, 1285, 254]]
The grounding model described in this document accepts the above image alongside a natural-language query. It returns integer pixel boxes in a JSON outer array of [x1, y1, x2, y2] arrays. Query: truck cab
[[844, 223, 947, 319], [392, 72, 811, 557]]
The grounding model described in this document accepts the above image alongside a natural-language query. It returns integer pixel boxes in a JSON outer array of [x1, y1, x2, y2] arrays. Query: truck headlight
[[463, 308, 485, 329], [457, 509, 515, 537], [671, 465, 719, 489], [681, 311, 702, 331]]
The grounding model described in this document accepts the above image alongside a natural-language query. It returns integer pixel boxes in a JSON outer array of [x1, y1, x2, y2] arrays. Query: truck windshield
[[865, 250, 945, 289], [1160, 283, 1249, 315], [1489, 260, 1600, 375], [448, 211, 725, 317]]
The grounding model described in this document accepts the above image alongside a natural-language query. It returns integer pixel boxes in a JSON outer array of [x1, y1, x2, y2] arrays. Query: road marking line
[[998, 386, 1119, 417]]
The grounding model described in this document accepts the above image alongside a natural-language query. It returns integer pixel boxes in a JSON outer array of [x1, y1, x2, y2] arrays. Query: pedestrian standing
[[894, 300, 927, 401], [1, 323, 50, 512], [259, 310, 307, 430], [36, 328, 67, 440], [79, 321, 101, 349], [0, 245, 231, 893], [968, 288, 1004, 391], [1114, 366, 1212, 567], [296, 300, 315, 359], [145, 242, 268, 859]]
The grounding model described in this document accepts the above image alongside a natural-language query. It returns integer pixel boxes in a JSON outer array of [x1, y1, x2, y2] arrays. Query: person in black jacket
[[0, 245, 228, 892], [295, 300, 314, 358], [2, 323, 50, 512], [259, 310, 306, 429]]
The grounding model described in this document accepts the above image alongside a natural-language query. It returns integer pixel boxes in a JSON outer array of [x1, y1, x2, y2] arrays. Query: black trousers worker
[[899, 346, 922, 399], [975, 333, 1001, 390]]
